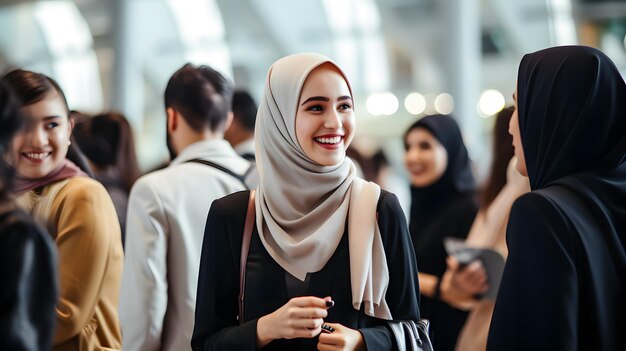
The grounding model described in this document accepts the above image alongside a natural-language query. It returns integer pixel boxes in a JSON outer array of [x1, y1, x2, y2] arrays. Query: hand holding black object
[[439, 256, 488, 310], [256, 296, 335, 347]]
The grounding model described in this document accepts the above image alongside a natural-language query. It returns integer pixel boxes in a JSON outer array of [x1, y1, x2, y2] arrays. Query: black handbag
[[388, 319, 434, 351]]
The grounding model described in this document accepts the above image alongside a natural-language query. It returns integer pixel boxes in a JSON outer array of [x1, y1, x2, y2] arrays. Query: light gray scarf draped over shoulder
[[254, 52, 392, 320]]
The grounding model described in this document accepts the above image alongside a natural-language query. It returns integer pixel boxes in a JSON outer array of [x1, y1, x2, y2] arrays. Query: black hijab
[[517, 45, 626, 242], [405, 114, 477, 275], [407, 114, 475, 215]]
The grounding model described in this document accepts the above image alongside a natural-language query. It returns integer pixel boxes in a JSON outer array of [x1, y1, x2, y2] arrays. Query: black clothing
[[488, 186, 626, 350], [411, 192, 476, 351], [488, 46, 626, 350], [515, 46, 626, 190], [0, 208, 58, 351], [192, 190, 420, 351], [407, 114, 478, 351], [241, 153, 255, 161]]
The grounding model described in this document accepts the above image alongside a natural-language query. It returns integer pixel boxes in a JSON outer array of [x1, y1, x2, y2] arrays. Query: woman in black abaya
[[403, 115, 480, 351], [488, 45, 626, 350]]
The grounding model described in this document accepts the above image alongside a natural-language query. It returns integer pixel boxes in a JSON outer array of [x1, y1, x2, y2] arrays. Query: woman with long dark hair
[[74, 111, 141, 240], [1, 69, 123, 351], [0, 80, 58, 351], [454, 107, 529, 351]]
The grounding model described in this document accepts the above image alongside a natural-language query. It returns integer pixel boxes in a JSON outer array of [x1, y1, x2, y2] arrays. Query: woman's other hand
[[317, 323, 365, 351], [256, 296, 331, 347], [440, 256, 489, 310]]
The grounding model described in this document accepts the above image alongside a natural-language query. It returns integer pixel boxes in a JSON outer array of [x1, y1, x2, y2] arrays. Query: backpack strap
[[185, 158, 249, 189], [241, 153, 256, 161], [242, 164, 256, 183], [238, 190, 256, 324]]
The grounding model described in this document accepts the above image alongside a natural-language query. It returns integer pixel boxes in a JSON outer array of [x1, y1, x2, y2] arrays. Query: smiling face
[[8, 90, 72, 179], [404, 127, 448, 187], [295, 63, 355, 166], [509, 88, 528, 176]]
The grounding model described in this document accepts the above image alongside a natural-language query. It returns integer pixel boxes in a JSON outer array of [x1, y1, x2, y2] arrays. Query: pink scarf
[[14, 160, 87, 193]]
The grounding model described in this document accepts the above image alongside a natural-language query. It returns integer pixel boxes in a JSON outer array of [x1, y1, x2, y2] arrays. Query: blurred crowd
[[1, 45, 625, 351]]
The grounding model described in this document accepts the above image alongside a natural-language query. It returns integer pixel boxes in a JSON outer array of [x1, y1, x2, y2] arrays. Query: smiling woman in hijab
[[403, 114, 479, 351], [487, 45, 626, 350], [192, 53, 420, 351]]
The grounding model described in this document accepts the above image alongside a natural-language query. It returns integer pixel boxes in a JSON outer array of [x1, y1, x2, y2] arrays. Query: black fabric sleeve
[[192, 191, 259, 351], [0, 211, 58, 351], [487, 193, 578, 350], [360, 191, 421, 350]]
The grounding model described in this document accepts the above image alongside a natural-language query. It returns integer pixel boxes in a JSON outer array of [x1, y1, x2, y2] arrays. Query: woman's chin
[[15, 166, 52, 180], [410, 176, 437, 188], [311, 153, 344, 167]]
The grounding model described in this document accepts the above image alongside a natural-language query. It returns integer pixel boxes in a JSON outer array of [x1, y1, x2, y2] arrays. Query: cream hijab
[[255, 53, 392, 320]]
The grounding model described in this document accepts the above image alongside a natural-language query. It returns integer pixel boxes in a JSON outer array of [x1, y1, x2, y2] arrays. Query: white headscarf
[[254, 53, 392, 320]]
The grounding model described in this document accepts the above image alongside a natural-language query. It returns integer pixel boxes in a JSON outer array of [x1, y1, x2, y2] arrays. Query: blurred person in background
[[488, 45, 626, 350], [370, 149, 411, 219], [225, 90, 257, 161], [404, 114, 479, 351], [64, 110, 95, 178], [454, 106, 530, 351], [2, 69, 123, 351], [74, 111, 141, 243], [0, 80, 58, 351], [120, 63, 253, 351]]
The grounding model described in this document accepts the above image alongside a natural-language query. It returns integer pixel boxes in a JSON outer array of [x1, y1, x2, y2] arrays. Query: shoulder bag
[[238, 190, 433, 351]]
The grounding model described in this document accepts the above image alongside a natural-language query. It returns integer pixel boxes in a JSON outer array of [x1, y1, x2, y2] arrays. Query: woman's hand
[[440, 256, 489, 310], [256, 296, 331, 347], [449, 256, 489, 295], [317, 323, 365, 351]]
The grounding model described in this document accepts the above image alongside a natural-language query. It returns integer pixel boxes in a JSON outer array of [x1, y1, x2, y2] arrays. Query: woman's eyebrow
[[24, 115, 62, 123], [301, 96, 329, 106], [300, 95, 353, 106]]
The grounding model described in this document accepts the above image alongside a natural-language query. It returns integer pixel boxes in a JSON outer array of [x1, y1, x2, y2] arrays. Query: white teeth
[[409, 165, 425, 173], [315, 136, 342, 144], [25, 152, 50, 160]]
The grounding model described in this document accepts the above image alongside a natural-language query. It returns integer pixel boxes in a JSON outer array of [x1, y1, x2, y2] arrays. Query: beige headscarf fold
[[254, 53, 392, 320]]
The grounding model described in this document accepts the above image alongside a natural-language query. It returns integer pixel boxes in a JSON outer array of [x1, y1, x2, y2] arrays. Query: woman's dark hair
[[1, 69, 93, 176], [74, 112, 141, 192], [480, 106, 514, 207], [2, 69, 69, 111], [0, 81, 23, 201]]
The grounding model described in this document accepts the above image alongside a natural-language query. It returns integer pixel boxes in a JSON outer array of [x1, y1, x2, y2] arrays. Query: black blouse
[[410, 191, 477, 351], [192, 190, 420, 350]]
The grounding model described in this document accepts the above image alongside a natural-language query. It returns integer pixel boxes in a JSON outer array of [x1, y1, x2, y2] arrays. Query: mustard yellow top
[[30, 176, 123, 351]]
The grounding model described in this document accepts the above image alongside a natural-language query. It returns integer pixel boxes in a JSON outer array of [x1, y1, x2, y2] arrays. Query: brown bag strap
[[238, 190, 256, 324]]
